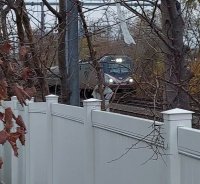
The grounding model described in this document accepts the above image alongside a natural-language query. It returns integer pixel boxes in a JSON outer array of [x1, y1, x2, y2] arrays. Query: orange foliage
[[21, 67, 35, 81], [13, 83, 31, 106], [19, 46, 27, 58], [0, 41, 12, 54], [0, 108, 27, 158], [0, 79, 8, 100], [189, 60, 200, 96]]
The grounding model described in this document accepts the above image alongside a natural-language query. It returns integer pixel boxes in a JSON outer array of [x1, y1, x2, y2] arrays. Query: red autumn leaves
[[0, 39, 36, 169], [0, 81, 36, 106], [0, 107, 27, 168], [13, 83, 30, 105], [0, 79, 8, 100], [0, 41, 36, 106], [0, 41, 12, 55]]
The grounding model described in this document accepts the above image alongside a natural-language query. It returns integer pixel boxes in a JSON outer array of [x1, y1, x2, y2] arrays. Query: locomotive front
[[100, 55, 134, 92]]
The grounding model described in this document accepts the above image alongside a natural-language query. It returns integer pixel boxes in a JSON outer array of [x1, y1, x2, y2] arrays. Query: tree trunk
[[58, 0, 70, 104], [161, 0, 190, 109], [41, 0, 70, 104]]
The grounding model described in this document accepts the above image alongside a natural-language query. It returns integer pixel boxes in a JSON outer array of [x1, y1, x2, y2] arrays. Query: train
[[47, 55, 134, 98]]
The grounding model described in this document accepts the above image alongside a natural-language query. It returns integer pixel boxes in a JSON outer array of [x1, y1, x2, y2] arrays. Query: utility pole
[[41, 2, 45, 36], [67, 0, 80, 106]]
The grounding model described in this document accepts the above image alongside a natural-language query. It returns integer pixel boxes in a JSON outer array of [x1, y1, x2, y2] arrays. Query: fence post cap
[[162, 108, 194, 121], [45, 94, 58, 103], [161, 108, 194, 115], [83, 98, 101, 107], [11, 96, 17, 101], [30, 97, 34, 102], [11, 96, 19, 109], [83, 98, 102, 103], [46, 94, 58, 98]]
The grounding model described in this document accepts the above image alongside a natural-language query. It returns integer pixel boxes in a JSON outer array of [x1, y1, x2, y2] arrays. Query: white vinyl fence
[[0, 95, 199, 184]]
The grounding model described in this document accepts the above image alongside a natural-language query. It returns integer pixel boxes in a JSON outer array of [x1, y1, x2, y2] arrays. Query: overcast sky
[[24, 0, 142, 30]]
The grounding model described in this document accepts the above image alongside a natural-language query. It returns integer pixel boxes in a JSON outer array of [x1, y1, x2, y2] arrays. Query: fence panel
[[92, 110, 165, 184], [28, 102, 49, 184], [51, 104, 85, 184], [15, 103, 26, 184], [178, 127, 200, 184], [0, 104, 9, 184], [1, 100, 17, 184], [0, 97, 197, 184]]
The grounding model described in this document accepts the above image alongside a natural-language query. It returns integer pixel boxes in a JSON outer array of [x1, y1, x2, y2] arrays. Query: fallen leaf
[[7, 62, 14, 73], [0, 112, 4, 122], [16, 127, 26, 145], [8, 133, 19, 157], [24, 86, 37, 97], [16, 115, 26, 131], [0, 59, 4, 65], [4, 107, 13, 124], [21, 67, 35, 80], [0, 41, 12, 54], [0, 79, 8, 100], [0, 130, 9, 144], [13, 83, 31, 106], [0, 157, 3, 169], [19, 46, 27, 57]]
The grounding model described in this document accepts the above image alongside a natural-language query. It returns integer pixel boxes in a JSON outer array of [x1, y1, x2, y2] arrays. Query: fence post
[[11, 96, 19, 184], [83, 98, 101, 184], [162, 108, 194, 184], [105, 100, 110, 112], [11, 96, 18, 112], [10, 97, 34, 184], [0, 97, 21, 184], [24, 98, 34, 184], [45, 95, 58, 184]]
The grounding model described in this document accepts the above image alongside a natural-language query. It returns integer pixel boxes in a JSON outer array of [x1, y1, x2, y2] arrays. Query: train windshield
[[107, 63, 131, 74], [101, 56, 133, 79]]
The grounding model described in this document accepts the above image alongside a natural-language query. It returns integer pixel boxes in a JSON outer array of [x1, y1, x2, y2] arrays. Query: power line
[[25, 1, 152, 7]]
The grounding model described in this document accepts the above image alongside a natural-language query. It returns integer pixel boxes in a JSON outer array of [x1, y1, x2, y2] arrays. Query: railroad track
[[109, 102, 163, 121], [111, 94, 162, 109], [106, 93, 162, 120], [110, 95, 200, 128]]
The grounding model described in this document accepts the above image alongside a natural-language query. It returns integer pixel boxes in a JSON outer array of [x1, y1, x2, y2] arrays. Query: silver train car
[[47, 55, 134, 96]]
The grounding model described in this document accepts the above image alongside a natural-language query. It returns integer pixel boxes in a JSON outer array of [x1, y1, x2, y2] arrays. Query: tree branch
[[121, 0, 174, 51], [42, 0, 61, 20]]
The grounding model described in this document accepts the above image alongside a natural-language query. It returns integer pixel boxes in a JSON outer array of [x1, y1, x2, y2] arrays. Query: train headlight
[[116, 58, 123, 63], [129, 78, 134, 83], [109, 78, 114, 83]]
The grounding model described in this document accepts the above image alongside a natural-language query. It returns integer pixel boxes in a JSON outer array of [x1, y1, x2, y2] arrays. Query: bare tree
[[42, 0, 73, 104], [5, 0, 50, 100]]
